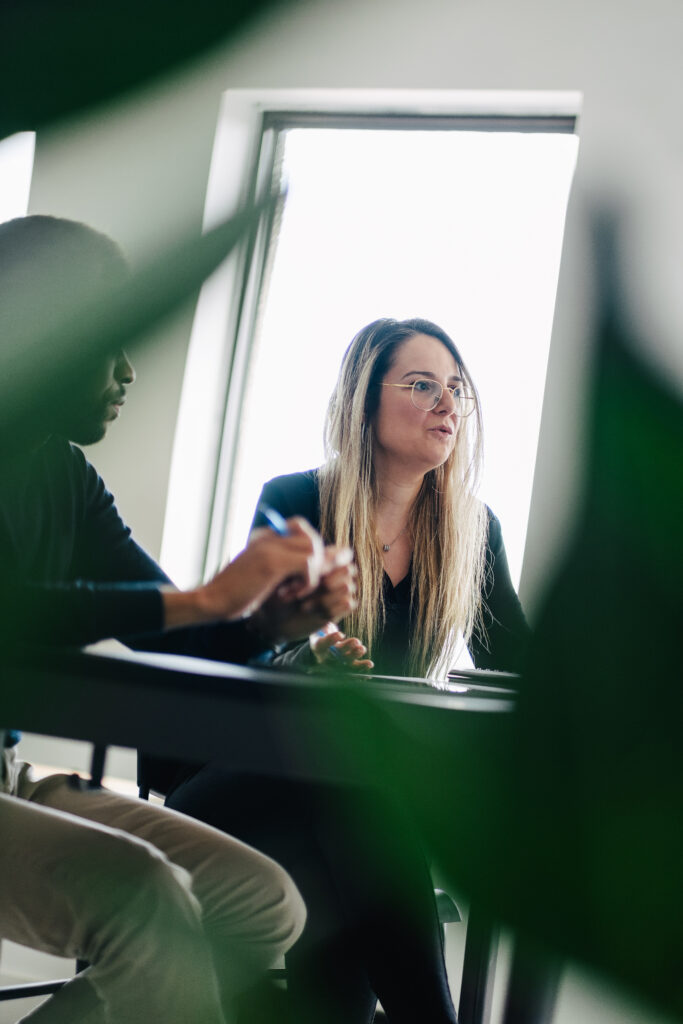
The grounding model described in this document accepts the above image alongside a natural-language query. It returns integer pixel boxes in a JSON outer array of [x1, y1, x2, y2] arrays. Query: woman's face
[[372, 333, 462, 479]]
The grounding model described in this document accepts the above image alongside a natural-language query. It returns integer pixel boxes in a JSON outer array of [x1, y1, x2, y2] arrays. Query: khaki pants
[[0, 749, 305, 1023]]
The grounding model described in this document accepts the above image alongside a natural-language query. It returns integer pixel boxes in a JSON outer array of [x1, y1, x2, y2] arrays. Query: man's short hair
[[0, 216, 130, 444], [0, 215, 128, 321]]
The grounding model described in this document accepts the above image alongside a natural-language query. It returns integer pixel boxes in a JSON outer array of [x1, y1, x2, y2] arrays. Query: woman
[[254, 316, 528, 677], [169, 318, 529, 1024]]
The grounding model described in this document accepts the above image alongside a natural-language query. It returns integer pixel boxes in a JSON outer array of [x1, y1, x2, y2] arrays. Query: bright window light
[[0, 132, 35, 224], [225, 126, 578, 595]]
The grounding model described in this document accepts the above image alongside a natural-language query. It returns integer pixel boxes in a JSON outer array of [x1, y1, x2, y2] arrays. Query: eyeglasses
[[381, 379, 476, 416]]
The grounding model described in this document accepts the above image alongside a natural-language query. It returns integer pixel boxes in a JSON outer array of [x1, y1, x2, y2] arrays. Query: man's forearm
[[160, 586, 225, 631]]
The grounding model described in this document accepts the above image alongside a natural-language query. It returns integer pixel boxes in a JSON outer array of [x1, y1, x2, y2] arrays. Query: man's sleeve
[[74, 460, 271, 664], [0, 455, 263, 663], [0, 456, 169, 646], [0, 576, 165, 647]]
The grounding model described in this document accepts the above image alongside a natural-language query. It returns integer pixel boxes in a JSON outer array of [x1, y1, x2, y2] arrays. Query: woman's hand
[[310, 623, 374, 673]]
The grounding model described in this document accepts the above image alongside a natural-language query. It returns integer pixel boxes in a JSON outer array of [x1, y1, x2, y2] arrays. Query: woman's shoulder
[[258, 468, 321, 524], [265, 467, 319, 487], [262, 468, 319, 498], [477, 500, 503, 550]]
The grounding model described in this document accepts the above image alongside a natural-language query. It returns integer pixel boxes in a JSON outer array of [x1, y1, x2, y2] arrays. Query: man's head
[[0, 215, 134, 444]]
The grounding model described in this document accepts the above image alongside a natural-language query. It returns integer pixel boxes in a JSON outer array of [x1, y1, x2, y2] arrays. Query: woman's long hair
[[318, 317, 488, 678]]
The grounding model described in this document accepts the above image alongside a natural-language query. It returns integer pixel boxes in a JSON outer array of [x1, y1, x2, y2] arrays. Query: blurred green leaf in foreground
[[318, 212, 683, 1021], [1, 0, 292, 444], [0, 192, 280, 445], [0, 0, 284, 137], [389, 214, 683, 1019]]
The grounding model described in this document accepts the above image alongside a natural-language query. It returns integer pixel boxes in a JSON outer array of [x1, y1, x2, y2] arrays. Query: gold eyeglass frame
[[381, 379, 476, 416]]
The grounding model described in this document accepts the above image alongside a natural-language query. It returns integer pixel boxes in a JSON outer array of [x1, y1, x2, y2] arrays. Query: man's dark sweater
[[0, 435, 267, 693], [0, 436, 275, 783]]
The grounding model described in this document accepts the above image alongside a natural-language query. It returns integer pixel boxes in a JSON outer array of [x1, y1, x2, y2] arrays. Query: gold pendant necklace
[[381, 524, 408, 553]]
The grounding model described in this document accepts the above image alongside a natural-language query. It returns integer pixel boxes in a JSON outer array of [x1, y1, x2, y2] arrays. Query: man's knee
[[78, 830, 202, 962], [257, 854, 307, 954]]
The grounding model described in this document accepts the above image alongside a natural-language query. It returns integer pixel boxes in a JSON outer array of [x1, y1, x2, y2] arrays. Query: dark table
[[2, 644, 516, 1024], [2, 644, 515, 785]]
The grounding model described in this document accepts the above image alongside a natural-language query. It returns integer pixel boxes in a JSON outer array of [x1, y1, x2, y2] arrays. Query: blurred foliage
[[0, 193, 278, 440], [0, 0, 291, 441], [497, 281, 683, 1018], [3, 3, 681, 1018], [0, 0, 283, 137], [308, 215, 683, 1019], [356, 222, 683, 1019]]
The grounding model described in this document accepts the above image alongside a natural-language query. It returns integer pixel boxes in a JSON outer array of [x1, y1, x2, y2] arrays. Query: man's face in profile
[[0, 215, 133, 448], [57, 349, 135, 445]]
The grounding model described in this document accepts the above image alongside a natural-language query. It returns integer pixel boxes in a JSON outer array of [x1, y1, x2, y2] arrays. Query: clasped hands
[[162, 517, 364, 663]]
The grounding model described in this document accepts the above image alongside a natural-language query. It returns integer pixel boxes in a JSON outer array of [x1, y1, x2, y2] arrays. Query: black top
[[1, 436, 270, 745], [1, 436, 166, 645], [253, 469, 530, 676]]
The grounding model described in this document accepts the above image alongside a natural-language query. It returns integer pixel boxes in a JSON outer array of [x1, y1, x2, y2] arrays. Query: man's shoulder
[[44, 439, 114, 514], [41, 436, 92, 474], [30, 435, 86, 485]]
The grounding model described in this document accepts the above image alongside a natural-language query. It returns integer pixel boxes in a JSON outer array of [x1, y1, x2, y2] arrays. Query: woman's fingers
[[310, 627, 344, 663], [334, 637, 366, 658], [349, 657, 374, 672], [309, 629, 373, 671]]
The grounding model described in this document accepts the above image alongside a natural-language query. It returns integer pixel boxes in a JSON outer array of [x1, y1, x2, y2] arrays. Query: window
[[162, 92, 580, 608], [0, 131, 35, 225]]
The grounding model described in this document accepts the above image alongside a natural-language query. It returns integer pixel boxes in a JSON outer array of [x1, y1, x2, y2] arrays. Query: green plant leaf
[[0, 0, 286, 136], [387, 223, 683, 1019], [317, 217, 683, 1020], [0, 192, 279, 438]]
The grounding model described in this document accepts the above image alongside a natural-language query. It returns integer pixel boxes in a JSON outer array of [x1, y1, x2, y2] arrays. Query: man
[[0, 215, 356, 1023]]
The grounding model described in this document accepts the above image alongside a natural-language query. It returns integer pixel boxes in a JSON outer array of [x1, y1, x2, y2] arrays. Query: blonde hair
[[318, 317, 488, 678]]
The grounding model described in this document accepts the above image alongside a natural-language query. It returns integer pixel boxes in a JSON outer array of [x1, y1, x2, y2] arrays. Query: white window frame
[[161, 89, 581, 589], [0, 131, 35, 225]]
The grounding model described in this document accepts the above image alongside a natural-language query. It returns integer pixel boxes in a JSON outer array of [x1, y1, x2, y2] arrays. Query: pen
[[257, 503, 345, 661], [257, 503, 290, 537]]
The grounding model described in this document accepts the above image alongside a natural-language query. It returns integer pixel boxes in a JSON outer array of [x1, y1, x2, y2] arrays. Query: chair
[[138, 754, 500, 1024], [1, 742, 499, 1024]]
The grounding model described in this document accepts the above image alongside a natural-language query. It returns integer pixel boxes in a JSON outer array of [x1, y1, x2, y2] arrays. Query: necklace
[[380, 524, 408, 552]]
